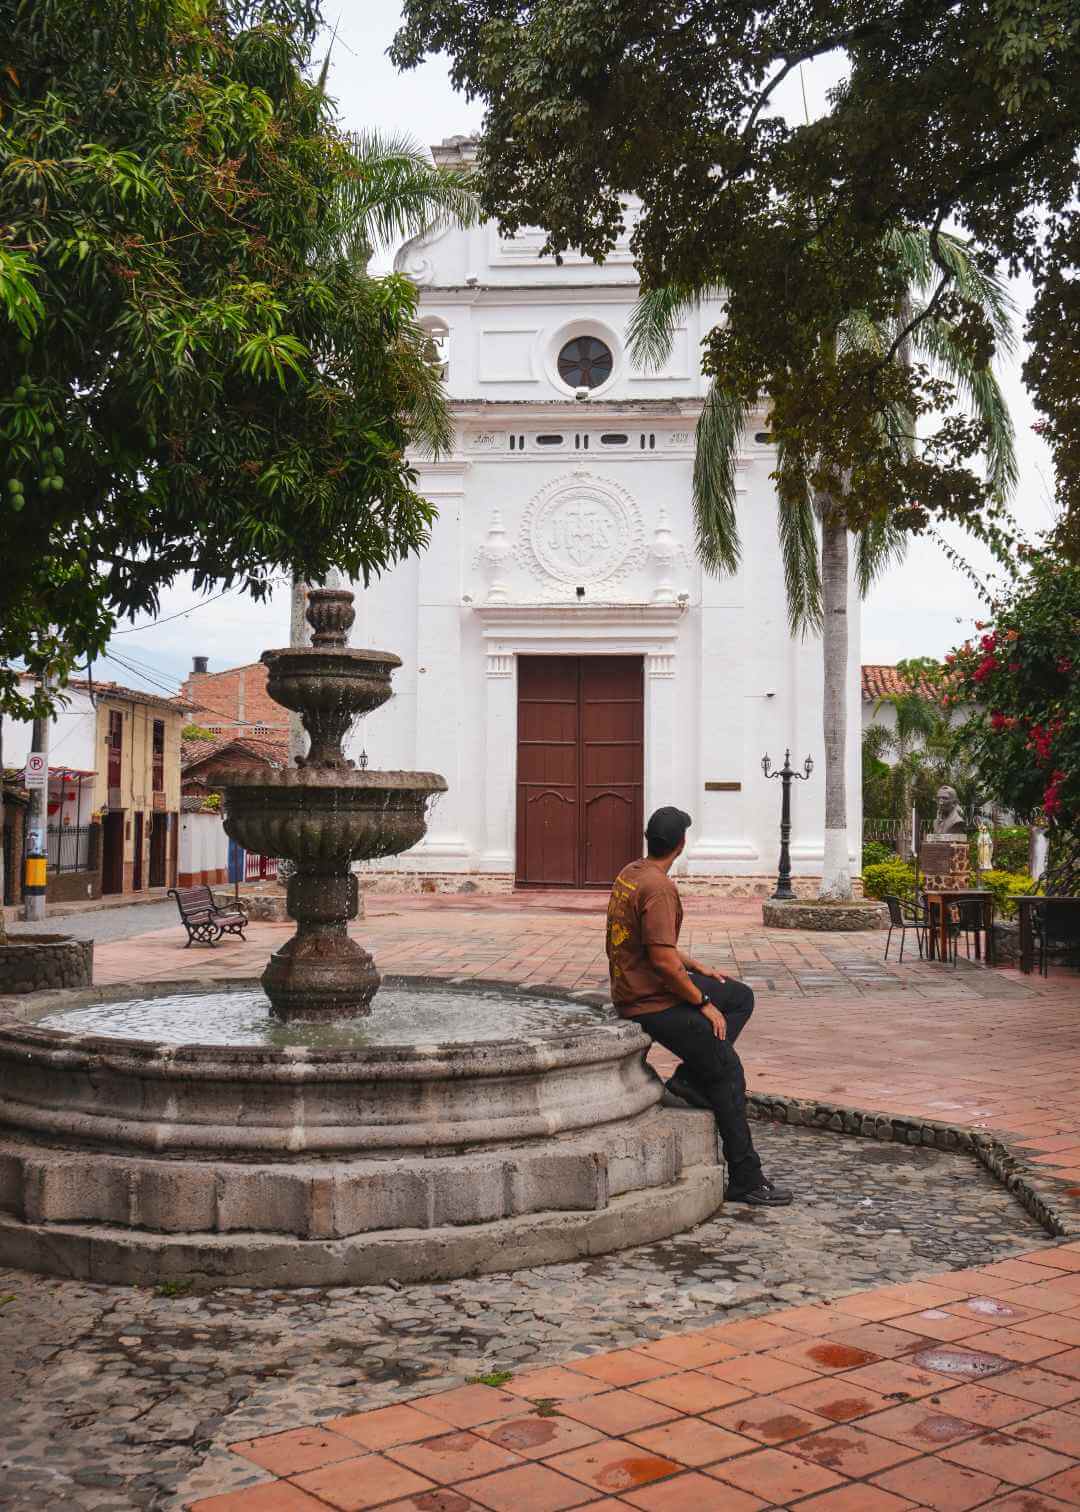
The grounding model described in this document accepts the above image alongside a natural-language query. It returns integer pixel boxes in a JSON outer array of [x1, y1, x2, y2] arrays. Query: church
[[346, 137, 862, 894]]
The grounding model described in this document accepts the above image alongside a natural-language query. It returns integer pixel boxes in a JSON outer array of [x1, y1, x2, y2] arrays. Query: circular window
[[557, 335, 614, 390]]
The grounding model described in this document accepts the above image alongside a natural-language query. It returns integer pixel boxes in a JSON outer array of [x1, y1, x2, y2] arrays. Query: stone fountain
[[221, 587, 445, 1020], [0, 589, 723, 1287]]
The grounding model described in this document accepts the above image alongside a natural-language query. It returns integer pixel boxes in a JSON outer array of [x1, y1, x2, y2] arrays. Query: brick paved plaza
[[4, 893, 1080, 1511]]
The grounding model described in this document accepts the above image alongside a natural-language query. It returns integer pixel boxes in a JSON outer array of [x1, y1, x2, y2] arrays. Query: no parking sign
[[23, 752, 47, 790]]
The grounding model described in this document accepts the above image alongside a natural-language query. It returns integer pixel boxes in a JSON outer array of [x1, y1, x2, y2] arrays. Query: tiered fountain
[[0, 590, 722, 1286]]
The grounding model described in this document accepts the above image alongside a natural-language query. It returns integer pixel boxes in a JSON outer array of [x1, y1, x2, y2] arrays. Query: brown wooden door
[[101, 810, 125, 895], [132, 812, 143, 890], [148, 814, 168, 887], [516, 656, 643, 888]]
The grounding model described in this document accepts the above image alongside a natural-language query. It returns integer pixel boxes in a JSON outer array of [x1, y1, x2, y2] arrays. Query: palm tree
[[288, 128, 479, 764], [871, 675, 944, 858], [627, 229, 1016, 899]]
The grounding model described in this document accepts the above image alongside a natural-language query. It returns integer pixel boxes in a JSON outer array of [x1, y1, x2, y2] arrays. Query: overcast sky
[[100, 2, 1056, 702]]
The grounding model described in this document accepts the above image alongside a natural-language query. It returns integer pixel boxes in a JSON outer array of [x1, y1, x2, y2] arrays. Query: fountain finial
[[307, 586, 356, 648]]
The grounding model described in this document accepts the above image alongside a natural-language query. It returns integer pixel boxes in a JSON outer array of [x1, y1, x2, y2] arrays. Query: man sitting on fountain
[[606, 807, 792, 1207]]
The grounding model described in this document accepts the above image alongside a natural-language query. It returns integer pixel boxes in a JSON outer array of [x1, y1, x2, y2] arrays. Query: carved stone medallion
[[518, 473, 643, 591]]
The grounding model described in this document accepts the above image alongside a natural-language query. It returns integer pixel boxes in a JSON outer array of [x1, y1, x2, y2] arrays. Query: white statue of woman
[[977, 819, 993, 872]]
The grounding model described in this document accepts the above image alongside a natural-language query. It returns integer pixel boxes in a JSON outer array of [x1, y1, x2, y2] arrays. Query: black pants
[[639, 972, 763, 1191]]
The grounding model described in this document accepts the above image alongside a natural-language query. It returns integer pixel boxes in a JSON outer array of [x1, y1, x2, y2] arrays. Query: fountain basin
[[0, 977, 723, 1286]]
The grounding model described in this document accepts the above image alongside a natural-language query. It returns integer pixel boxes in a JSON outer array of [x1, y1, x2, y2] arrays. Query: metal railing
[[46, 825, 92, 874]]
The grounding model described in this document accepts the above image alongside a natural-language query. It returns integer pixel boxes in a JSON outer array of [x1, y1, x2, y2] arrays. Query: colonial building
[[345, 138, 862, 894], [5, 677, 187, 899]]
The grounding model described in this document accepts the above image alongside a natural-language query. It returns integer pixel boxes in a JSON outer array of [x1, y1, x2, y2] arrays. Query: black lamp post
[[762, 748, 814, 900]]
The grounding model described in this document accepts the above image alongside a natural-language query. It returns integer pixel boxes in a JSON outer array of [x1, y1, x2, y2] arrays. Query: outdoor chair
[[1032, 900, 1080, 976], [884, 894, 926, 962], [952, 898, 989, 965], [168, 885, 248, 947]]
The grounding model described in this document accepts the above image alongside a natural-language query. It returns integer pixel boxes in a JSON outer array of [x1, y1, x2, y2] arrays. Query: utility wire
[[111, 587, 238, 634]]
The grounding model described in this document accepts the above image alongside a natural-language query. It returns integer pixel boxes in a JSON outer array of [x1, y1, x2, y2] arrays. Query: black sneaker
[[665, 1073, 712, 1112], [726, 1177, 793, 1207]]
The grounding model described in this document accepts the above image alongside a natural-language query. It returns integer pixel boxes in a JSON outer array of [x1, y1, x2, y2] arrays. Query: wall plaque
[[705, 781, 741, 792]]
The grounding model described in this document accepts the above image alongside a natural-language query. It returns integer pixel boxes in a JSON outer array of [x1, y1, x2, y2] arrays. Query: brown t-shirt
[[606, 858, 684, 1017]]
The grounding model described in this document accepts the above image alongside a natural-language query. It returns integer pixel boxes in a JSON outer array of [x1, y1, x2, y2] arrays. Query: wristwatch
[[696, 990, 711, 1009]]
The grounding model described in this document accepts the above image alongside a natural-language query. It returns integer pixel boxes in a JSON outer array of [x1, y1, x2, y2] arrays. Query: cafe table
[[921, 888, 995, 965], [1015, 894, 1080, 974]]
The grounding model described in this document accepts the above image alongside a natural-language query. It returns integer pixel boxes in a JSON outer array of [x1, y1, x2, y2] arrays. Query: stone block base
[[763, 900, 887, 931], [358, 871, 862, 900], [0, 936, 93, 994]]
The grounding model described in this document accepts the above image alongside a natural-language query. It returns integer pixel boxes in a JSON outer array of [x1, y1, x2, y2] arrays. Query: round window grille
[[557, 335, 614, 390]]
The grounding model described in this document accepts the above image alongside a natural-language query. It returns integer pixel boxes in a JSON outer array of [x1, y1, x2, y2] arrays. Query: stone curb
[[748, 1091, 1080, 1240]]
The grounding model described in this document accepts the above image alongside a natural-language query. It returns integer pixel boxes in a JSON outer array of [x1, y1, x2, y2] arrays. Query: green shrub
[[861, 840, 896, 868], [980, 827, 1031, 874], [980, 869, 1038, 919], [862, 859, 917, 903]]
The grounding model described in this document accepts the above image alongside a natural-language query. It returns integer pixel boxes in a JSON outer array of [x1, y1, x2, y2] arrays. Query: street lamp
[[762, 749, 814, 900]]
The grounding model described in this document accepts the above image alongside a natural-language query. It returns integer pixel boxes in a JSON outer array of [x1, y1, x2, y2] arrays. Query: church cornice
[[419, 284, 643, 306], [449, 398, 704, 416]]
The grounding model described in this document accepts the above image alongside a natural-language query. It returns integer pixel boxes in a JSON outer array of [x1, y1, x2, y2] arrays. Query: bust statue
[[933, 785, 967, 836]]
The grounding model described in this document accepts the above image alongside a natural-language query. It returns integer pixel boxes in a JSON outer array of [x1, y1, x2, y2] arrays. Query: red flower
[[1058, 657, 1073, 674], [1044, 770, 1066, 819], [980, 633, 998, 652], [990, 711, 1007, 731], [972, 655, 997, 684], [1009, 662, 1021, 672]]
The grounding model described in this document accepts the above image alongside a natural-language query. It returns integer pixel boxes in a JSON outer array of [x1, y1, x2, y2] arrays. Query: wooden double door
[[516, 656, 644, 888]]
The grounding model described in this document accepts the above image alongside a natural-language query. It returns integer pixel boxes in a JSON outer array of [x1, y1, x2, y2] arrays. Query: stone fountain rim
[[261, 646, 402, 668], [218, 768, 448, 791], [0, 973, 640, 1079]]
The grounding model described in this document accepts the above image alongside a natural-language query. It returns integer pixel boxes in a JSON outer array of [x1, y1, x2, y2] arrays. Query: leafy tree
[[393, 0, 1069, 540], [181, 724, 218, 743], [0, 0, 476, 722], [626, 233, 1014, 898], [949, 544, 1080, 893]]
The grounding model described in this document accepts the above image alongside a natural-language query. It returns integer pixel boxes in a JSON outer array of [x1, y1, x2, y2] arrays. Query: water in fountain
[[216, 586, 447, 1021]]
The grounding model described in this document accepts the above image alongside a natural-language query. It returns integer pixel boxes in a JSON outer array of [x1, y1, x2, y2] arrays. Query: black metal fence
[[46, 825, 93, 874]]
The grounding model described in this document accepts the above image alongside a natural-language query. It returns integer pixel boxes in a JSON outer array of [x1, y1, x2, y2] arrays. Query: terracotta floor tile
[[771, 1338, 882, 1374], [1033, 1462, 1080, 1504], [708, 1445, 845, 1502], [328, 1403, 447, 1451], [1028, 1248, 1080, 1274], [506, 1369, 610, 1404], [704, 1318, 804, 1354], [793, 1487, 918, 1512], [940, 1431, 1075, 1486], [1011, 1407, 1080, 1457], [828, 1292, 920, 1323], [872, 1453, 1001, 1511], [766, 1305, 843, 1336], [189, 1484, 329, 1512], [979, 1262, 1063, 1286], [972, 1328, 1072, 1364], [775, 1375, 894, 1422], [704, 1353, 818, 1394], [901, 1344, 1015, 1381], [706, 1396, 833, 1445], [388, 1431, 523, 1483], [1044, 1349, 1080, 1380], [629, 1372, 751, 1415], [989, 1368, 1080, 1407], [1016, 1317, 1080, 1348], [978, 1490, 1077, 1510], [477, 1413, 605, 1461], [545, 1440, 681, 1495], [827, 1322, 937, 1357], [420, 1386, 526, 1429], [460, 1461, 601, 1511], [861, 1400, 986, 1452], [558, 1393, 681, 1437], [884, 1283, 977, 1310], [570, 1351, 679, 1386], [378, 1495, 488, 1512], [1003, 1287, 1080, 1315], [625, 1417, 755, 1467], [887, 1310, 996, 1343], [635, 1335, 741, 1370], [230, 1427, 359, 1477], [291, 1453, 436, 1511], [932, 1384, 1037, 1429], [788, 1423, 915, 1476], [621, 1471, 768, 1510]]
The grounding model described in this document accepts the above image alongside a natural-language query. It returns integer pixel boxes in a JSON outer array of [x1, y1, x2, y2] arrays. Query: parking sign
[[23, 752, 47, 790]]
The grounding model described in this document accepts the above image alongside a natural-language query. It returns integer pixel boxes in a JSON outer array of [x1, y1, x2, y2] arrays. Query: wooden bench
[[168, 885, 248, 947]]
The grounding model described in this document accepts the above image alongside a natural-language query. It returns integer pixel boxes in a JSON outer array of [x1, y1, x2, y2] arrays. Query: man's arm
[[647, 944, 727, 1039], [679, 947, 723, 979]]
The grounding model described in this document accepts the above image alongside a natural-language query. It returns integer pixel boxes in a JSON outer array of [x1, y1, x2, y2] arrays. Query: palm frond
[[837, 306, 888, 360], [774, 447, 822, 633], [885, 227, 1016, 354], [691, 385, 745, 577], [626, 283, 719, 372], [854, 516, 909, 596], [910, 310, 1019, 495], [338, 129, 480, 257]]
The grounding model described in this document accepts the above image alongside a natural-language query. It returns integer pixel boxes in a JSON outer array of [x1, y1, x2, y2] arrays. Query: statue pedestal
[[920, 834, 971, 891]]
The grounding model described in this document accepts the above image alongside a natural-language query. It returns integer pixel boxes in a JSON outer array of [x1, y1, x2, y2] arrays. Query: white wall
[[179, 811, 228, 886], [4, 681, 97, 775]]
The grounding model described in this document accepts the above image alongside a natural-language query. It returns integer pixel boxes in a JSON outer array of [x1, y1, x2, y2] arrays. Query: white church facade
[[347, 138, 862, 894]]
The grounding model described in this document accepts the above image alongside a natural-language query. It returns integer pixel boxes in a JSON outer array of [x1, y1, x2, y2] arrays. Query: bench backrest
[[169, 885, 215, 917]]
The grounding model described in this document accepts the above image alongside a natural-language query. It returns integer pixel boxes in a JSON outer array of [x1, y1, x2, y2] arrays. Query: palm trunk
[[818, 502, 853, 899], [0, 716, 5, 943]]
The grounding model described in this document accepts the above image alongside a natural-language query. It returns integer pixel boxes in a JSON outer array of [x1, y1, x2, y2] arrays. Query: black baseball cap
[[645, 806, 692, 852]]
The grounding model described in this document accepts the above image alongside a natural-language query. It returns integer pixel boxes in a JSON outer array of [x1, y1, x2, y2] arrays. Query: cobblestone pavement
[[6, 899, 176, 943], [0, 1122, 1051, 1512]]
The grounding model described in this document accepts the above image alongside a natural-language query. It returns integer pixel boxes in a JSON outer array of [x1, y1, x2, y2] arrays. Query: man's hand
[[702, 1004, 727, 1040], [681, 952, 714, 976]]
